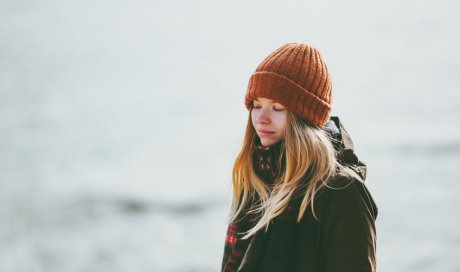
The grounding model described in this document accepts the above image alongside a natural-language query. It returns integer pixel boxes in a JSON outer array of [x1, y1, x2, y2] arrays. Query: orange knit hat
[[245, 43, 333, 128]]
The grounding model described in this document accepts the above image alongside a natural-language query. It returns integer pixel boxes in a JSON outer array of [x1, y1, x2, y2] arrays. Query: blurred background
[[1, 0, 459, 271]]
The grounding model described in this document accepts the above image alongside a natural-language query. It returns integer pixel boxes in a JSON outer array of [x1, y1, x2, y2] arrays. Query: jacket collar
[[325, 116, 367, 181]]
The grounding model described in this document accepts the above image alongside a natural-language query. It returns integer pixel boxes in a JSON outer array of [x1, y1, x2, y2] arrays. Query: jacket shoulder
[[315, 170, 378, 272], [321, 169, 378, 222]]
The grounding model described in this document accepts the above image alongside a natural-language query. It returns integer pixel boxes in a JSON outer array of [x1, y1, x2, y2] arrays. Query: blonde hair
[[228, 108, 343, 239]]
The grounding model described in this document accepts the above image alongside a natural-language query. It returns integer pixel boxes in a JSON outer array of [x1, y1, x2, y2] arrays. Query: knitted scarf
[[221, 138, 285, 272]]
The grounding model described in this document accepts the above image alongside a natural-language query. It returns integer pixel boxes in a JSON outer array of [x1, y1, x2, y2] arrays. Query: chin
[[260, 138, 280, 147]]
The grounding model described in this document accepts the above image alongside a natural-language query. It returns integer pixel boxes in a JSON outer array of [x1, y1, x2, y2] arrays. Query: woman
[[221, 43, 378, 272]]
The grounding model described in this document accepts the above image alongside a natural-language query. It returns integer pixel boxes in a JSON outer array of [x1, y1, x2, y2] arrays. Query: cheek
[[272, 113, 287, 132]]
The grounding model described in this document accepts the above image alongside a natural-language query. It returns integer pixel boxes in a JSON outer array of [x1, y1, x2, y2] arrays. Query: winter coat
[[221, 116, 378, 272]]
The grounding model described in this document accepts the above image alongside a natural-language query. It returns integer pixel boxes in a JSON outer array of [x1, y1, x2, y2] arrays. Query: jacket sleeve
[[319, 177, 378, 272]]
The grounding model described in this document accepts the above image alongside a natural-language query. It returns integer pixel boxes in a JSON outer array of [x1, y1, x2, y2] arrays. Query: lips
[[258, 130, 275, 137]]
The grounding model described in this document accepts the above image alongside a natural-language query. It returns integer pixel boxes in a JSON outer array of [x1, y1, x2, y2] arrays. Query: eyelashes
[[252, 105, 285, 112]]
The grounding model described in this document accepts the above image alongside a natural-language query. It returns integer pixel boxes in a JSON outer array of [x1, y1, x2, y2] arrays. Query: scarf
[[221, 138, 285, 272]]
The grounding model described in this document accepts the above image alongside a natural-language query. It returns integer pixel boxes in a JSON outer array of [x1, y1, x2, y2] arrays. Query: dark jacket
[[223, 116, 378, 272]]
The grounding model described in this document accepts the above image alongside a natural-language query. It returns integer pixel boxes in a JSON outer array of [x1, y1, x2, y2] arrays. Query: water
[[1, 0, 460, 271]]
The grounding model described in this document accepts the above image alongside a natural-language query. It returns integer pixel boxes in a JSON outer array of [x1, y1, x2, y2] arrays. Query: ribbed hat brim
[[245, 71, 331, 127]]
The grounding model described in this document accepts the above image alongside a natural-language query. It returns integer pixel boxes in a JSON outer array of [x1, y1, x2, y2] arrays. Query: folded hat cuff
[[245, 72, 331, 127]]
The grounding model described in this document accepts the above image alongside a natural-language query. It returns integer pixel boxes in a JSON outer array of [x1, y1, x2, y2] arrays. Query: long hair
[[227, 107, 342, 239]]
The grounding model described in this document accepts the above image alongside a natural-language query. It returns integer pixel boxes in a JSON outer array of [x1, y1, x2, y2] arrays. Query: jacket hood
[[323, 116, 367, 182]]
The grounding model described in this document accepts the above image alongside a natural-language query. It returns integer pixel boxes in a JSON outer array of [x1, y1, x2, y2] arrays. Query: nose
[[254, 107, 270, 124]]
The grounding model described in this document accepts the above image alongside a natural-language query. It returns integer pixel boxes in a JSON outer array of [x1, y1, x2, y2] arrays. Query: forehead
[[254, 97, 276, 103]]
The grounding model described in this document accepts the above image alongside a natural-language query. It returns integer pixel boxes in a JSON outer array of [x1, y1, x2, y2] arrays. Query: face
[[251, 97, 287, 147]]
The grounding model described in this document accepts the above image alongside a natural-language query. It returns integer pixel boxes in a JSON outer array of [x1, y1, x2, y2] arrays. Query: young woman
[[221, 43, 378, 272]]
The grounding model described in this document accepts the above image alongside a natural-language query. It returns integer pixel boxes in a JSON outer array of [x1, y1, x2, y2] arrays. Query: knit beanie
[[245, 42, 333, 128]]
